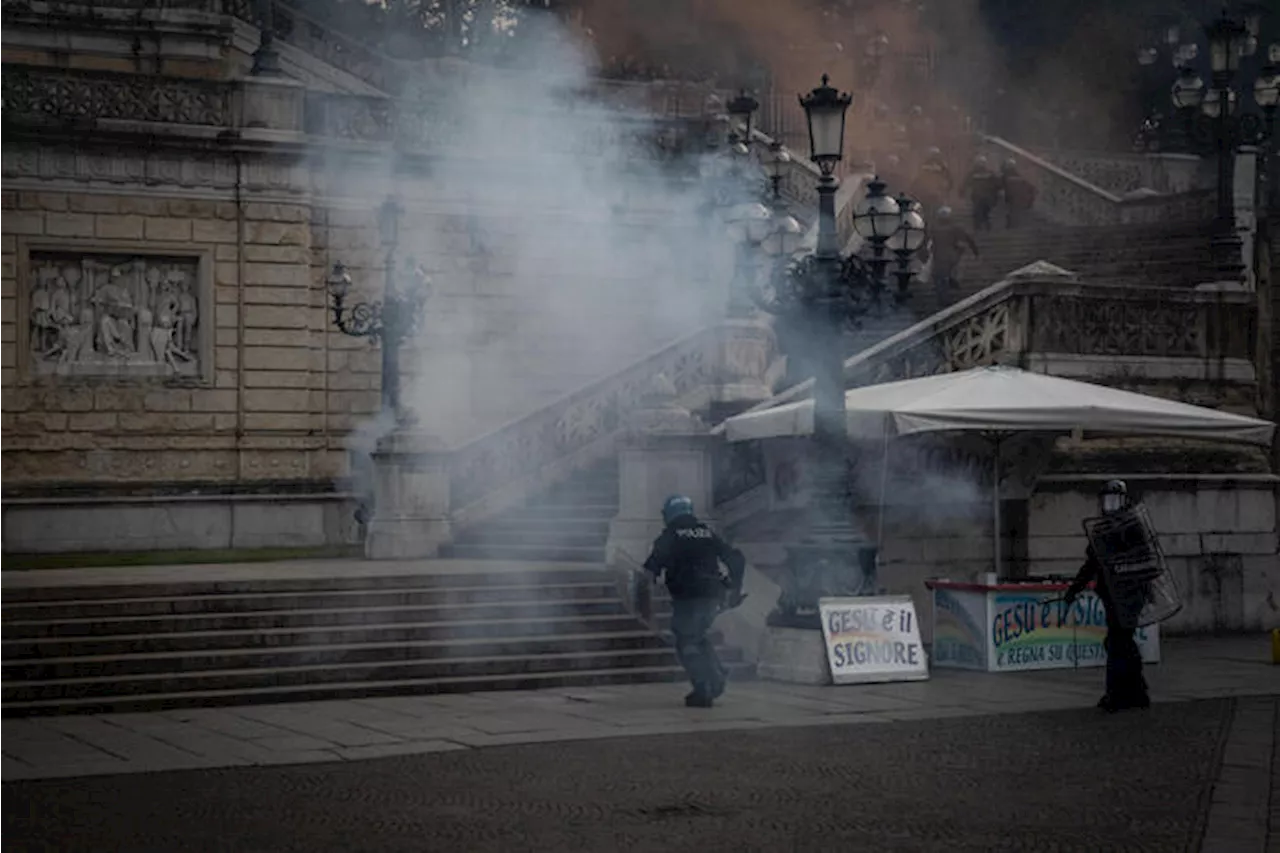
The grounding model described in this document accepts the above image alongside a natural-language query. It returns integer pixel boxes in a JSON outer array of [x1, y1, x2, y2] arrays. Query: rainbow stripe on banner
[[988, 591, 1156, 671]]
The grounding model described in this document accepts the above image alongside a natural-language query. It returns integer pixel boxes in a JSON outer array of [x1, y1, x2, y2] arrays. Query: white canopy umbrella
[[724, 366, 1276, 573]]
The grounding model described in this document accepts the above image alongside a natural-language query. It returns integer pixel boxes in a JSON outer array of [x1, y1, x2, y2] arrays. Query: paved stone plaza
[[0, 697, 1273, 853], [3, 635, 1278, 851]]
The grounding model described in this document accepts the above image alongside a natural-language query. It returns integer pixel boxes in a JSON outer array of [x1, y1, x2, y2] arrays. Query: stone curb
[[1199, 697, 1278, 853]]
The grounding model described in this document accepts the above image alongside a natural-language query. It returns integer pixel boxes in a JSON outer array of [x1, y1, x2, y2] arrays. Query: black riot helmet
[[1099, 479, 1129, 515]]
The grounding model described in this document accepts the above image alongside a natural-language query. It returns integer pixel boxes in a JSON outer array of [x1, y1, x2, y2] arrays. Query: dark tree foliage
[[298, 0, 554, 61]]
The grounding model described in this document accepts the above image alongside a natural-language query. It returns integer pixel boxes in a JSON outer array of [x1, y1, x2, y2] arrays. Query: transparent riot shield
[[1081, 504, 1182, 629]]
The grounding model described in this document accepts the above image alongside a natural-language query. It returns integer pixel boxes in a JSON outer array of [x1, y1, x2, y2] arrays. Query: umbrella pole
[[876, 428, 891, 557], [992, 436, 1002, 579]]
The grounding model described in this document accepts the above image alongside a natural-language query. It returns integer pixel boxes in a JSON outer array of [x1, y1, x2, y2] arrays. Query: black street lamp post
[[726, 89, 760, 146], [853, 176, 902, 296], [1133, 17, 1194, 152], [251, 0, 283, 76], [1167, 6, 1277, 282], [326, 197, 431, 425], [745, 75, 927, 628], [889, 193, 927, 302], [1256, 47, 1280, 209]]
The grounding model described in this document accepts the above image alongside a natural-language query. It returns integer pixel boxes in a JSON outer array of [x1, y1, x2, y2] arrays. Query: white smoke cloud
[[375, 16, 736, 443]]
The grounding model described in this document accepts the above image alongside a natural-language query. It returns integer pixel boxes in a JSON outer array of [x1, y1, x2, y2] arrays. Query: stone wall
[[1029, 476, 1279, 634], [0, 152, 722, 503], [1, 187, 352, 489], [0, 1, 234, 81]]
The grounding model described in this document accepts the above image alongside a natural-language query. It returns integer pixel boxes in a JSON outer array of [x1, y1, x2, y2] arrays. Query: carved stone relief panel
[[20, 245, 211, 381]]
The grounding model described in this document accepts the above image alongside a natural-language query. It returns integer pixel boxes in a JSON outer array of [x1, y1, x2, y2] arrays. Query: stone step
[[448, 529, 609, 549], [502, 504, 617, 521], [4, 613, 648, 657], [454, 519, 612, 538], [2, 662, 758, 717], [4, 631, 672, 680], [4, 646, 753, 704], [0, 581, 622, 621], [0, 567, 613, 604], [439, 543, 607, 563], [1, 598, 632, 639]]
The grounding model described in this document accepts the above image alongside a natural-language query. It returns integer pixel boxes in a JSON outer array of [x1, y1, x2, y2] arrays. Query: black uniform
[[1001, 167, 1037, 229], [927, 221, 980, 304], [643, 515, 745, 703], [961, 164, 1000, 232], [911, 160, 954, 219], [1066, 545, 1150, 711]]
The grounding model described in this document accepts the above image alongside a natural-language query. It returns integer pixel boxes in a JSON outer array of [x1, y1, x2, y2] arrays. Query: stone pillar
[[365, 430, 453, 559], [1235, 148, 1259, 291], [605, 375, 715, 569]]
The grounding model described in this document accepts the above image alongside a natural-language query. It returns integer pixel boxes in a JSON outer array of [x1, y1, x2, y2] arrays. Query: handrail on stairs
[[446, 323, 726, 519], [978, 135, 1217, 226], [707, 279, 1019, 436], [982, 135, 1124, 204]]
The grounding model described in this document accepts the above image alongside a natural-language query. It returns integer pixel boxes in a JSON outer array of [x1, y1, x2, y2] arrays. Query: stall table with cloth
[[926, 579, 1160, 673]]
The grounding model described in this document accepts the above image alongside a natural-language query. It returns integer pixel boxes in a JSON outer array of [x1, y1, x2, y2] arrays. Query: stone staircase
[[442, 461, 618, 564], [897, 219, 1218, 319], [1, 565, 746, 717], [958, 221, 1215, 293]]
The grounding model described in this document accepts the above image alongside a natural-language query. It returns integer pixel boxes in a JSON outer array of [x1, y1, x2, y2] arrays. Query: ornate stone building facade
[[0, 1, 791, 552]]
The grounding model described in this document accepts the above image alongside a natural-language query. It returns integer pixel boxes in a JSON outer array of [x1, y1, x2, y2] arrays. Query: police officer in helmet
[[1064, 480, 1151, 713], [643, 495, 747, 708]]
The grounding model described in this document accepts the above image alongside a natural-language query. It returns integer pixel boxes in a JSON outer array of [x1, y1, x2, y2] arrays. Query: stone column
[[605, 374, 716, 569], [365, 430, 453, 559]]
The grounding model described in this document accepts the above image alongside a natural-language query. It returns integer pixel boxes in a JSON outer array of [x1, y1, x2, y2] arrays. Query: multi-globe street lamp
[[727, 74, 928, 627], [326, 196, 432, 424], [1163, 5, 1277, 280], [1133, 17, 1197, 152], [714, 97, 804, 318], [1254, 46, 1280, 209]]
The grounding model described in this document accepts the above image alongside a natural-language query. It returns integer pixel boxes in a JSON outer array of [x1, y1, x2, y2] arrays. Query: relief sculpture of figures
[[26, 253, 200, 378]]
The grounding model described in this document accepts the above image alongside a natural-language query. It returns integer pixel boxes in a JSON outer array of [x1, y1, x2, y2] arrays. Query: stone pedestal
[[365, 430, 453, 560], [605, 383, 716, 569], [234, 75, 304, 132], [710, 317, 784, 414], [756, 626, 832, 685]]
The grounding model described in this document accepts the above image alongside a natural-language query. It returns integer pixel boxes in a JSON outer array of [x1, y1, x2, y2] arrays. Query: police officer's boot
[[685, 686, 714, 708]]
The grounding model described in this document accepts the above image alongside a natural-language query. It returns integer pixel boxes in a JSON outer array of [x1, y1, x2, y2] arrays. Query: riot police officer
[[926, 206, 980, 305], [1064, 480, 1151, 713], [643, 495, 746, 708], [1000, 158, 1037, 229], [961, 155, 1000, 232]]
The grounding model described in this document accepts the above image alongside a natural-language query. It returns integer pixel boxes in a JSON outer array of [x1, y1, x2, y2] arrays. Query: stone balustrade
[[264, 1, 396, 95], [845, 276, 1255, 390], [1, 66, 233, 128], [1027, 148, 1207, 195], [718, 270, 1259, 449], [978, 136, 1218, 227], [447, 325, 720, 525], [2, 64, 828, 220]]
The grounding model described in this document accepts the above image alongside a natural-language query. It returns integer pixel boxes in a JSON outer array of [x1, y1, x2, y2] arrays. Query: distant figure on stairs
[[925, 206, 980, 306], [643, 495, 747, 708], [911, 147, 954, 217], [961, 155, 1000, 232], [1001, 159, 1037, 229]]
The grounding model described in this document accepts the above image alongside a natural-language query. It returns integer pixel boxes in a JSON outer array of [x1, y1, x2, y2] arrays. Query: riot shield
[[1082, 504, 1182, 629]]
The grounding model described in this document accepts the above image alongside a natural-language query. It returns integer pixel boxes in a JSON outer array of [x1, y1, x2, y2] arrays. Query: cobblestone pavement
[[1, 699, 1242, 853]]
